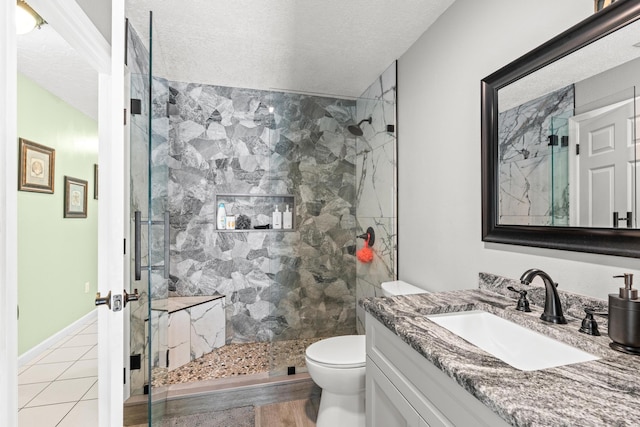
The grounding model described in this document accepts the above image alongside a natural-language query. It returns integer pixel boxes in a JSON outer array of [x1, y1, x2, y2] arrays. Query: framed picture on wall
[[64, 176, 88, 218], [18, 138, 55, 194], [93, 164, 99, 200]]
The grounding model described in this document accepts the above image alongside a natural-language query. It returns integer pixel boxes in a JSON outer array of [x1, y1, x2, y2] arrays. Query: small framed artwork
[[64, 176, 88, 218], [18, 138, 55, 193], [93, 164, 99, 200]]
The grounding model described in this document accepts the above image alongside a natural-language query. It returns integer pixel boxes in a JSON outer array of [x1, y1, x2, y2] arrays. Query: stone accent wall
[[167, 83, 358, 343]]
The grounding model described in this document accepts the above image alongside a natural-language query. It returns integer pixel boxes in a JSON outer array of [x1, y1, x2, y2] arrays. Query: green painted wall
[[17, 73, 98, 355]]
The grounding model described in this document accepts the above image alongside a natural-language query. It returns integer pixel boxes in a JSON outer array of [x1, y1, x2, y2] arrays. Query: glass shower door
[[127, 12, 170, 425]]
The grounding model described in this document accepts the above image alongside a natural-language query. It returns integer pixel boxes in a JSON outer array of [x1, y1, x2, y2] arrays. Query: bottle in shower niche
[[283, 205, 292, 229], [217, 203, 226, 230], [272, 205, 282, 229]]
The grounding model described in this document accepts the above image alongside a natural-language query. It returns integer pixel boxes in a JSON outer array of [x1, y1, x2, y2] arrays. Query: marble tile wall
[[355, 62, 398, 334], [498, 85, 574, 226], [165, 297, 226, 370], [166, 83, 359, 345]]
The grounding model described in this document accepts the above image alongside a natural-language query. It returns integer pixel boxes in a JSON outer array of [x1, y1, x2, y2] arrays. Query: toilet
[[305, 335, 366, 427], [381, 280, 430, 297], [305, 281, 426, 427]]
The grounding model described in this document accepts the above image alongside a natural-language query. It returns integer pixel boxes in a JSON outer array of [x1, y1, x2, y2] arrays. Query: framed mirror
[[481, 1, 640, 258]]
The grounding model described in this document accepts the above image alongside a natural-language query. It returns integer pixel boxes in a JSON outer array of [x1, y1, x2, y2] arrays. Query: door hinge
[[130, 354, 141, 370], [576, 144, 580, 155], [124, 367, 126, 385], [131, 99, 142, 115], [166, 349, 170, 368], [124, 238, 127, 255], [124, 108, 127, 125]]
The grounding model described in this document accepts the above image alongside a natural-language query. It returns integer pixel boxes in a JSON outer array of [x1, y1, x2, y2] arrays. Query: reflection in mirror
[[481, 1, 640, 257], [498, 85, 574, 226], [499, 83, 639, 228], [497, 16, 640, 228], [571, 87, 638, 228]]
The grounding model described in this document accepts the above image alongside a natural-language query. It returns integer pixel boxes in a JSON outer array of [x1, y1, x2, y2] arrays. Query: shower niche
[[214, 194, 296, 231]]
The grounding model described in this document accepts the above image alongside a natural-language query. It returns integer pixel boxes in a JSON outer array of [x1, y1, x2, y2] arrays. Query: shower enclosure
[[126, 14, 397, 425]]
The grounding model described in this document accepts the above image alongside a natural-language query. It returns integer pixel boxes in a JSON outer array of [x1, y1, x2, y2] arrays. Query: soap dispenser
[[272, 205, 282, 229], [217, 203, 226, 230], [282, 205, 292, 229], [608, 273, 640, 354]]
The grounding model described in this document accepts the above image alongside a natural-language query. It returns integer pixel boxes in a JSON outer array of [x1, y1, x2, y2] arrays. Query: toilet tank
[[381, 280, 429, 297]]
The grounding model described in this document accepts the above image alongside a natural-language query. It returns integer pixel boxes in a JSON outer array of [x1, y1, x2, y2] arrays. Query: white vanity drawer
[[367, 358, 430, 427], [366, 313, 509, 427]]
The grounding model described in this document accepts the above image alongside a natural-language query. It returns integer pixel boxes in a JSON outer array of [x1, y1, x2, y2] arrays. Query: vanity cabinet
[[368, 360, 429, 427], [365, 313, 509, 427]]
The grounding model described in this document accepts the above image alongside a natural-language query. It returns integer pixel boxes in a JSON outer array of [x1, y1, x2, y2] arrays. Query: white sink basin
[[426, 310, 599, 371]]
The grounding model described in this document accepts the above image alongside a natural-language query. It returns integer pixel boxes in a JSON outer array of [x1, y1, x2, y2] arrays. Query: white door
[[578, 100, 636, 227], [99, 0, 127, 424], [1, 2, 20, 426], [0, 1, 127, 426]]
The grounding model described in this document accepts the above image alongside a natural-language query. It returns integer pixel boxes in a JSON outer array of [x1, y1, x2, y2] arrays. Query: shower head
[[348, 117, 372, 136]]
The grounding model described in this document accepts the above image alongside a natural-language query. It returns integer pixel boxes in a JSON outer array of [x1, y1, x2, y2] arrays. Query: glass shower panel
[[126, 12, 170, 425], [126, 16, 156, 411], [147, 12, 171, 426], [353, 95, 397, 334]]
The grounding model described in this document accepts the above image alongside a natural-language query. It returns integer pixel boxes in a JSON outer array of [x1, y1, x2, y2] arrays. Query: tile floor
[[18, 319, 98, 427]]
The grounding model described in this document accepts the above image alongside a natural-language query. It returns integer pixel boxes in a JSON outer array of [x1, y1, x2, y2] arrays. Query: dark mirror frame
[[481, 1, 640, 258]]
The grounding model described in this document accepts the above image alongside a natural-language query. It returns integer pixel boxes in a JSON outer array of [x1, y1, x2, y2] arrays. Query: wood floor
[[129, 396, 319, 427], [124, 373, 321, 426], [255, 396, 320, 427]]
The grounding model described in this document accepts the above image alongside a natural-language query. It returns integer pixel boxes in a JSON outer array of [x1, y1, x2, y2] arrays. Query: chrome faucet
[[520, 269, 567, 324]]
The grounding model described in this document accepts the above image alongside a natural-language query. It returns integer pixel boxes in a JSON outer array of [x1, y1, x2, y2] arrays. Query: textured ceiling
[[17, 0, 456, 120], [125, 0, 455, 97], [17, 25, 99, 120]]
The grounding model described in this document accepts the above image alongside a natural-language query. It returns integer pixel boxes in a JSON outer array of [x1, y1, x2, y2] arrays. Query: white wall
[[75, 0, 111, 43], [398, 0, 640, 299]]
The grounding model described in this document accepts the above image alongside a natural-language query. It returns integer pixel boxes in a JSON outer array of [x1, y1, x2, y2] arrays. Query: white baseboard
[[18, 309, 98, 367]]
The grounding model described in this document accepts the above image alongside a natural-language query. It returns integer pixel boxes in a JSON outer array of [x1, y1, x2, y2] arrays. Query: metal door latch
[[95, 291, 112, 309], [112, 294, 123, 312]]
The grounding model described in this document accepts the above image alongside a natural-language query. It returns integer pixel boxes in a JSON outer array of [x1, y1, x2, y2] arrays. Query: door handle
[[95, 290, 112, 309], [123, 288, 139, 307], [134, 211, 141, 280], [134, 210, 170, 281]]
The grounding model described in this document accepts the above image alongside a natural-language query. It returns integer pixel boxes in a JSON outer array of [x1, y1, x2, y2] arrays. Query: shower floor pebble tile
[[157, 338, 324, 386]]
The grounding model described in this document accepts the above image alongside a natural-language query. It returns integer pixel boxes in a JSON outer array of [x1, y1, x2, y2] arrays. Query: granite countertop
[[360, 274, 640, 426]]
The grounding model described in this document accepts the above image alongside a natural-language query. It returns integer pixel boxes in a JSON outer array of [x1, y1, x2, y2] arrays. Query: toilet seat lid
[[305, 335, 366, 368]]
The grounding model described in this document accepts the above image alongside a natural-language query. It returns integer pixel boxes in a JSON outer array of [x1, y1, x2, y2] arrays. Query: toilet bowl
[[305, 335, 366, 427], [381, 280, 430, 297]]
